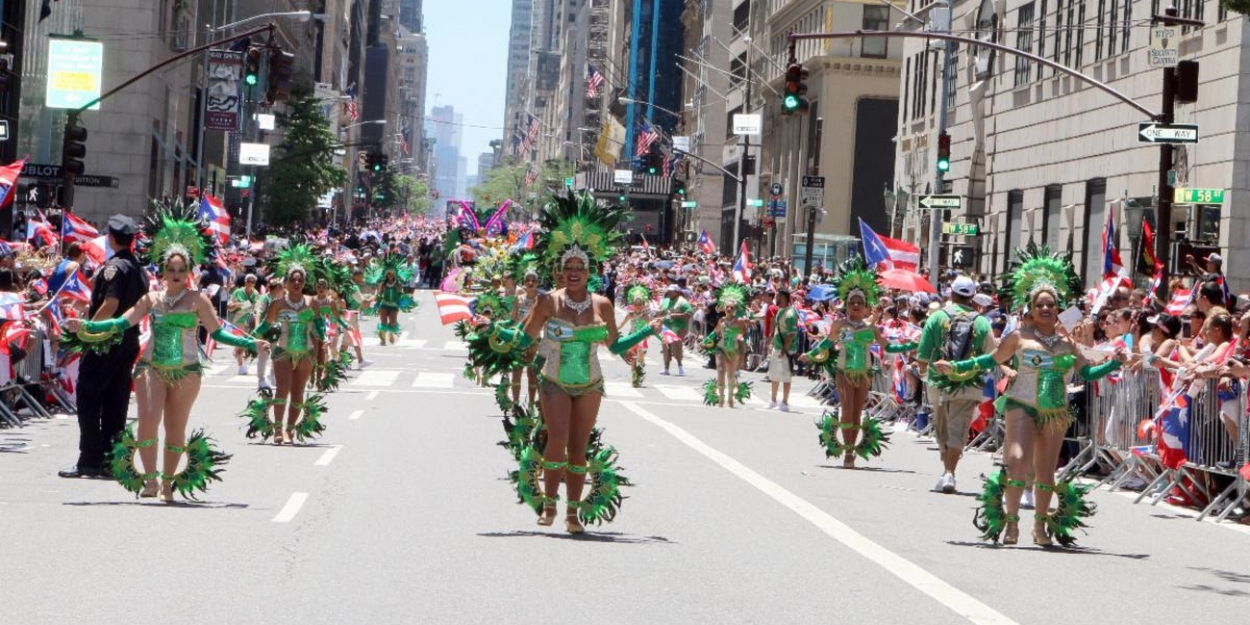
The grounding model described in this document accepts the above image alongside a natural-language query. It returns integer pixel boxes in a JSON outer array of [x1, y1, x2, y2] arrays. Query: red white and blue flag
[[732, 240, 752, 281], [60, 211, 100, 244], [344, 83, 359, 121], [434, 291, 474, 326], [1102, 204, 1128, 280], [586, 64, 605, 98], [0, 158, 27, 210], [515, 231, 535, 251], [60, 269, 92, 303], [26, 218, 58, 247], [891, 356, 908, 403], [1155, 386, 1191, 470], [198, 193, 231, 247], [0, 292, 24, 321], [697, 229, 715, 255], [1165, 286, 1195, 315], [858, 218, 919, 272], [635, 123, 660, 157]]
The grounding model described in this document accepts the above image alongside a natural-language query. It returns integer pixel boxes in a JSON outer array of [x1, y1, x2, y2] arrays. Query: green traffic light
[[783, 94, 800, 111], [937, 158, 950, 172], [245, 74, 258, 86]]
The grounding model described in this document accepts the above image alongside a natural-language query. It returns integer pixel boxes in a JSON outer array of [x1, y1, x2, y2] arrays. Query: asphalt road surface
[[3, 291, 1249, 625]]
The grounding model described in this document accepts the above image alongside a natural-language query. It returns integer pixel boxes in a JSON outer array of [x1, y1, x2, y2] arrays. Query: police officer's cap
[[107, 214, 140, 236]]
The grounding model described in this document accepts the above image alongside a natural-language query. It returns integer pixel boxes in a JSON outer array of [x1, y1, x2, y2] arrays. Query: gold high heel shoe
[[139, 475, 159, 498], [159, 480, 175, 503], [537, 500, 557, 527], [1033, 514, 1053, 546], [565, 510, 585, 534], [1002, 515, 1020, 545]]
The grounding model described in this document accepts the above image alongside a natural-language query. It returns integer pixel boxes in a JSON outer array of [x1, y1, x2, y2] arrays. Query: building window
[[1054, 0, 1065, 71], [946, 43, 958, 109], [929, 53, 938, 115], [1076, 0, 1085, 67], [862, 6, 890, 58], [903, 57, 911, 121], [1121, 0, 1131, 53], [733, 0, 750, 34], [1083, 179, 1107, 281], [1044, 184, 1063, 250], [730, 53, 745, 88], [1095, 0, 1105, 60], [1006, 190, 1024, 265], [722, 161, 739, 206], [1015, 2, 1035, 87], [1037, 0, 1047, 81]]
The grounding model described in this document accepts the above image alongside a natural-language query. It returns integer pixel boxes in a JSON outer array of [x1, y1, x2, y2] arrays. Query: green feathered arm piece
[[854, 417, 891, 459], [81, 317, 132, 334], [572, 445, 631, 525], [953, 352, 999, 375], [608, 325, 656, 356], [805, 337, 834, 363], [291, 394, 328, 443], [254, 320, 273, 338], [974, 469, 1010, 543], [107, 425, 149, 495], [60, 330, 120, 356], [1079, 359, 1122, 382], [1044, 479, 1096, 547], [466, 321, 535, 377], [702, 379, 719, 406], [239, 391, 275, 441], [211, 328, 257, 353], [816, 412, 853, 459], [169, 430, 232, 500]]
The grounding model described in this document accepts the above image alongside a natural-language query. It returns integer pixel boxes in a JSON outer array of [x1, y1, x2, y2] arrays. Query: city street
[[2, 291, 1248, 625]]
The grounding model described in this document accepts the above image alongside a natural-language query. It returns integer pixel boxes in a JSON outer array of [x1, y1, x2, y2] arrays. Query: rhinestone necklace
[[1034, 329, 1062, 350], [564, 293, 593, 315], [161, 288, 189, 310]]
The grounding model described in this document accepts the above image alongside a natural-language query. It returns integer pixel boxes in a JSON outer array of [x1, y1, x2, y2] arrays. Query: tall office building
[[502, 0, 534, 158], [398, 0, 424, 32], [430, 104, 465, 209]]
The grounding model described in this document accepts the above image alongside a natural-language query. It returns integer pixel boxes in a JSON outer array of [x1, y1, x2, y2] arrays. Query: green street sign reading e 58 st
[[1174, 187, 1224, 204], [46, 38, 104, 110]]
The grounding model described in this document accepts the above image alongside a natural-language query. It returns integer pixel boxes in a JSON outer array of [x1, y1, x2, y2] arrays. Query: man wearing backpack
[[917, 275, 996, 494]]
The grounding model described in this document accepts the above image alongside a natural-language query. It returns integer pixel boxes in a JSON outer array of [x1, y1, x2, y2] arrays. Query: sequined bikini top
[[544, 318, 608, 344]]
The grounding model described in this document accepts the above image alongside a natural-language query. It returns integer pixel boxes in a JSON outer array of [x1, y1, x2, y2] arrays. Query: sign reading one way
[[1148, 26, 1179, 68]]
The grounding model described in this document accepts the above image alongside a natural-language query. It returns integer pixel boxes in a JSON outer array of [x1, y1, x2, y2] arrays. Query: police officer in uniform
[[60, 215, 148, 478]]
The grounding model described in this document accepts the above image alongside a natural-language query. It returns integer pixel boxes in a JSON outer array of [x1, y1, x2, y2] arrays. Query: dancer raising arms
[[366, 251, 416, 345]]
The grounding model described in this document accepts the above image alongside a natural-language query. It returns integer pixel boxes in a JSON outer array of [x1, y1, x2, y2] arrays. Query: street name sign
[[1174, 187, 1225, 204], [1138, 123, 1198, 144], [47, 38, 103, 110], [613, 169, 633, 185], [1148, 26, 1180, 68], [732, 114, 761, 136], [20, 163, 119, 188], [942, 222, 980, 236], [672, 136, 691, 152], [800, 175, 825, 210], [919, 194, 961, 210], [680, 200, 697, 209], [239, 142, 271, 166]]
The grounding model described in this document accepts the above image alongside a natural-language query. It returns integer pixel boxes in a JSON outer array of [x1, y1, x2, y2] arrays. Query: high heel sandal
[[565, 507, 585, 534], [1033, 513, 1053, 547], [842, 451, 856, 469], [158, 477, 175, 503], [536, 497, 558, 527], [139, 473, 160, 498], [1003, 514, 1021, 545]]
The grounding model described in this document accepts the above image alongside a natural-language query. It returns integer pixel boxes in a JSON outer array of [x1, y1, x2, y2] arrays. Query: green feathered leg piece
[[631, 358, 645, 388], [702, 379, 720, 406], [168, 430, 232, 500], [816, 411, 853, 459], [463, 363, 478, 383], [107, 425, 148, 496], [509, 444, 546, 514], [316, 355, 349, 392], [497, 405, 540, 461], [974, 469, 1010, 543], [494, 379, 516, 413], [572, 445, 631, 526], [735, 381, 753, 404], [291, 394, 328, 443], [239, 391, 276, 441], [853, 417, 891, 460], [1044, 479, 1096, 548]]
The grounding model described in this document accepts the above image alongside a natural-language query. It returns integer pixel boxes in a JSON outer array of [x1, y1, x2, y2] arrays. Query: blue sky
[[424, 0, 511, 176]]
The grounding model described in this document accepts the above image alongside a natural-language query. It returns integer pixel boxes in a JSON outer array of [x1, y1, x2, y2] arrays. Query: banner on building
[[595, 118, 626, 167], [205, 50, 244, 132]]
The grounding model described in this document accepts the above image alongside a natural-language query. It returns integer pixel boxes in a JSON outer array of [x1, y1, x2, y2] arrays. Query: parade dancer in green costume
[[69, 203, 265, 502], [618, 281, 654, 388], [365, 251, 416, 345], [465, 191, 656, 534], [935, 244, 1125, 547], [509, 263, 541, 405], [700, 282, 752, 407], [803, 256, 913, 468]]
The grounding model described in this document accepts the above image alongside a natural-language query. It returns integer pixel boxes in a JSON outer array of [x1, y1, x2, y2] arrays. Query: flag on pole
[[858, 218, 919, 272], [697, 229, 716, 255], [434, 291, 475, 326], [732, 240, 752, 281], [0, 158, 27, 210], [0, 292, 24, 321], [1165, 287, 1196, 315], [198, 193, 231, 247], [635, 123, 660, 157], [60, 211, 100, 244], [344, 83, 359, 121], [1141, 218, 1161, 272], [60, 269, 93, 303], [586, 64, 605, 98], [1102, 204, 1128, 280], [26, 218, 58, 247]]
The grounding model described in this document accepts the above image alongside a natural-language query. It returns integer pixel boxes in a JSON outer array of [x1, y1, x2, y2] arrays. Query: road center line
[[618, 401, 1019, 625], [366, 390, 380, 401], [315, 445, 344, 466], [272, 493, 309, 523], [348, 409, 364, 421]]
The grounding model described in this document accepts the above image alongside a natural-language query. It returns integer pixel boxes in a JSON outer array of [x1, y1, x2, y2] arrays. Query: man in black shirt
[[60, 215, 149, 478]]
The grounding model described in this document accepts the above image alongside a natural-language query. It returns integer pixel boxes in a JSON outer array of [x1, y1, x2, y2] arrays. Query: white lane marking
[[352, 370, 399, 387], [272, 493, 309, 523], [314, 445, 344, 466], [348, 409, 364, 421], [788, 395, 827, 410], [205, 363, 230, 376], [396, 338, 429, 349], [442, 341, 468, 352], [227, 375, 253, 384], [412, 372, 455, 388], [603, 381, 644, 398], [366, 390, 380, 401], [653, 385, 703, 402], [619, 401, 1020, 625]]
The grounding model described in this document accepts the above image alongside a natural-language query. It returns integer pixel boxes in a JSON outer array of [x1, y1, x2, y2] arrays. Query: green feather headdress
[[1000, 242, 1082, 311], [622, 281, 654, 305], [364, 251, 413, 286], [535, 190, 629, 270], [270, 242, 316, 282], [509, 251, 541, 283], [145, 199, 214, 267], [714, 281, 751, 314], [832, 255, 880, 304], [474, 291, 514, 319]]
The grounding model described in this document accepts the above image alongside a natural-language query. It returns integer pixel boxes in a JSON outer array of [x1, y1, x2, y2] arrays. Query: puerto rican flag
[[60, 269, 92, 303], [434, 291, 474, 326], [732, 240, 752, 281], [1155, 386, 1192, 470], [1102, 203, 1129, 281], [1165, 287, 1196, 315], [697, 229, 715, 255], [198, 193, 231, 247], [891, 355, 908, 403], [0, 158, 26, 210], [60, 211, 100, 244], [858, 218, 919, 272], [26, 218, 58, 247], [81, 234, 110, 269], [0, 292, 24, 321], [514, 231, 535, 251]]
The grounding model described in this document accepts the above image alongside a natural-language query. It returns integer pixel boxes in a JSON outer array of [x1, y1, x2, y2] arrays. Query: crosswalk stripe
[[604, 381, 643, 397], [442, 341, 468, 352], [205, 363, 230, 376], [654, 385, 703, 402], [352, 370, 399, 387], [227, 375, 253, 384], [396, 338, 428, 349], [412, 372, 455, 388]]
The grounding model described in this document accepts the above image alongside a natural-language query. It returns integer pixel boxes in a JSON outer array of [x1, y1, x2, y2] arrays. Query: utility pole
[[733, 37, 752, 253], [928, 4, 953, 288]]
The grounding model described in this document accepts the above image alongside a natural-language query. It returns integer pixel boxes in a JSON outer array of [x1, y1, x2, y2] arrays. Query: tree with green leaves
[[468, 158, 575, 217], [261, 82, 347, 226], [393, 174, 434, 215]]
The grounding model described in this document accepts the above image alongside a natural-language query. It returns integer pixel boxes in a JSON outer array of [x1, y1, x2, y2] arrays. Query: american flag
[[398, 126, 411, 156], [523, 164, 539, 188], [635, 123, 660, 157], [198, 193, 231, 247], [519, 114, 540, 155], [344, 83, 359, 121], [586, 64, 605, 98]]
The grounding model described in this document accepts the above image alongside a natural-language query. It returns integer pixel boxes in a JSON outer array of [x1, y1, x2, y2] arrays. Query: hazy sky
[[424, 0, 511, 177]]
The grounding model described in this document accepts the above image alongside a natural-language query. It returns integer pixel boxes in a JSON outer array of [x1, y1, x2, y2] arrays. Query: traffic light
[[62, 121, 88, 176], [936, 131, 951, 173], [672, 179, 687, 198], [243, 47, 262, 87], [782, 63, 809, 114], [367, 152, 389, 173], [267, 48, 295, 103]]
